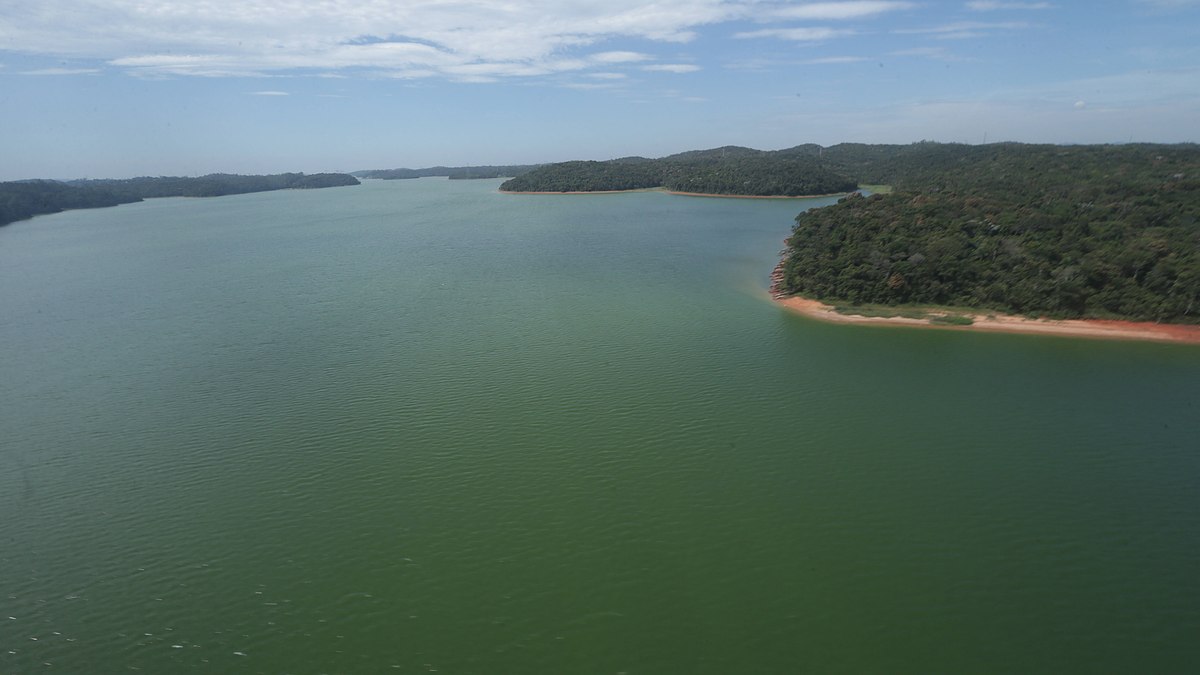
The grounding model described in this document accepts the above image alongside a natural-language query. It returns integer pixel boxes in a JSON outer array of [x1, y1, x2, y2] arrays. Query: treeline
[[0, 181, 140, 228], [355, 165, 539, 180], [71, 172, 359, 199], [777, 143, 1200, 324], [498, 159, 665, 192], [1, 172, 360, 227], [500, 147, 858, 196]]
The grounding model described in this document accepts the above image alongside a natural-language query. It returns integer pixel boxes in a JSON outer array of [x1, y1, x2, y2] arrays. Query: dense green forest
[[1, 173, 359, 227], [498, 159, 665, 192], [355, 165, 539, 180], [0, 181, 141, 228], [777, 143, 1200, 324], [500, 147, 857, 196]]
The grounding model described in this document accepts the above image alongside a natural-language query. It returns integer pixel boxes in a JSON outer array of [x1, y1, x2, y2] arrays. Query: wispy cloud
[[0, 1, 738, 81], [802, 56, 870, 64], [20, 67, 100, 75], [590, 51, 653, 64], [889, 46, 966, 61], [966, 1, 1052, 10], [642, 64, 701, 73], [734, 27, 855, 41], [562, 82, 619, 90], [249, 90, 289, 96], [759, 1, 915, 20], [0, 1, 922, 83], [894, 21, 1031, 38]]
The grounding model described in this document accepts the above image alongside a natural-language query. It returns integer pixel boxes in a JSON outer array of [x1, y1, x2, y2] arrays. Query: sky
[[1, 0, 1198, 179]]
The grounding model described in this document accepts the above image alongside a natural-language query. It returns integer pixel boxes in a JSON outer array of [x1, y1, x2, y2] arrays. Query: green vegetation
[[499, 159, 665, 192], [859, 184, 894, 194], [0, 180, 139, 228], [500, 146, 858, 196], [833, 305, 930, 320], [929, 314, 975, 326], [830, 304, 976, 325], [1, 173, 360, 227], [778, 143, 1200, 324], [355, 165, 539, 180]]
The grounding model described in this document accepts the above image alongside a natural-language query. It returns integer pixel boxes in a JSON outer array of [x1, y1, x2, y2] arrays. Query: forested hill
[[499, 146, 858, 196], [777, 143, 1200, 324], [1, 173, 360, 227], [355, 164, 539, 180]]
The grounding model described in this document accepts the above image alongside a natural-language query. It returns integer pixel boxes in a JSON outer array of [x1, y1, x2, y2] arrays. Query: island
[[499, 146, 859, 197], [0, 172, 360, 227]]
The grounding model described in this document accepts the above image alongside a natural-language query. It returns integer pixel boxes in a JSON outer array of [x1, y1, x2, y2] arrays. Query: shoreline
[[770, 263, 1200, 344], [663, 190, 851, 200], [500, 187, 664, 195], [501, 187, 851, 199]]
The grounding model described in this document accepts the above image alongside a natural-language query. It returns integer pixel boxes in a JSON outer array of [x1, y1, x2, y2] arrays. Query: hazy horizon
[[2, 0, 1198, 180], [11, 138, 1200, 184]]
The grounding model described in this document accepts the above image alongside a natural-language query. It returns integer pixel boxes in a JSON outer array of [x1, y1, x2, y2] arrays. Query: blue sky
[[1, 0, 1198, 179]]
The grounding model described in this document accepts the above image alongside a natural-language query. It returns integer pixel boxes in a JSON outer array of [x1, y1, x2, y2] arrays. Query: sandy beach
[[773, 294, 1200, 344]]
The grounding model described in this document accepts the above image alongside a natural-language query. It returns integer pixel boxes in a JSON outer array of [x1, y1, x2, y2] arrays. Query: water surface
[[2, 178, 1198, 673]]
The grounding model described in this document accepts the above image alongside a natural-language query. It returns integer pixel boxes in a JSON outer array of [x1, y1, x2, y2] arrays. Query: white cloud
[[802, 56, 869, 64], [0, 1, 926, 83], [966, 1, 1052, 10], [734, 27, 854, 41], [249, 90, 289, 96], [562, 82, 618, 90], [642, 64, 701, 72], [761, 1, 915, 20], [895, 21, 1030, 35], [590, 51, 653, 64], [588, 72, 628, 79], [20, 67, 101, 75], [889, 46, 964, 60], [0, 0, 742, 81]]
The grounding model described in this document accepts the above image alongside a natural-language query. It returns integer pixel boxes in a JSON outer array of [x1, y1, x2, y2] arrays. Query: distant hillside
[[1, 173, 360, 227], [500, 146, 857, 196], [355, 164, 540, 180]]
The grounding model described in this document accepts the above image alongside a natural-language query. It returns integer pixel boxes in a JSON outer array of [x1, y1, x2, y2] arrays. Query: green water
[[2, 178, 1198, 673]]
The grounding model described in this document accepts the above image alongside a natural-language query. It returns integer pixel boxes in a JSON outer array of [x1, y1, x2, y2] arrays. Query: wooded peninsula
[[505, 142, 1199, 325], [499, 146, 858, 196], [777, 142, 1199, 325], [0, 173, 359, 227]]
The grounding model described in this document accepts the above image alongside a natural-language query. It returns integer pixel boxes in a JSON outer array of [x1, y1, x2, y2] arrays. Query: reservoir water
[[2, 178, 1198, 672]]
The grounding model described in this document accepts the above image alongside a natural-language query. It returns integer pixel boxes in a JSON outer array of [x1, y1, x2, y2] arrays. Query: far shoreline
[[500, 187, 853, 199]]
